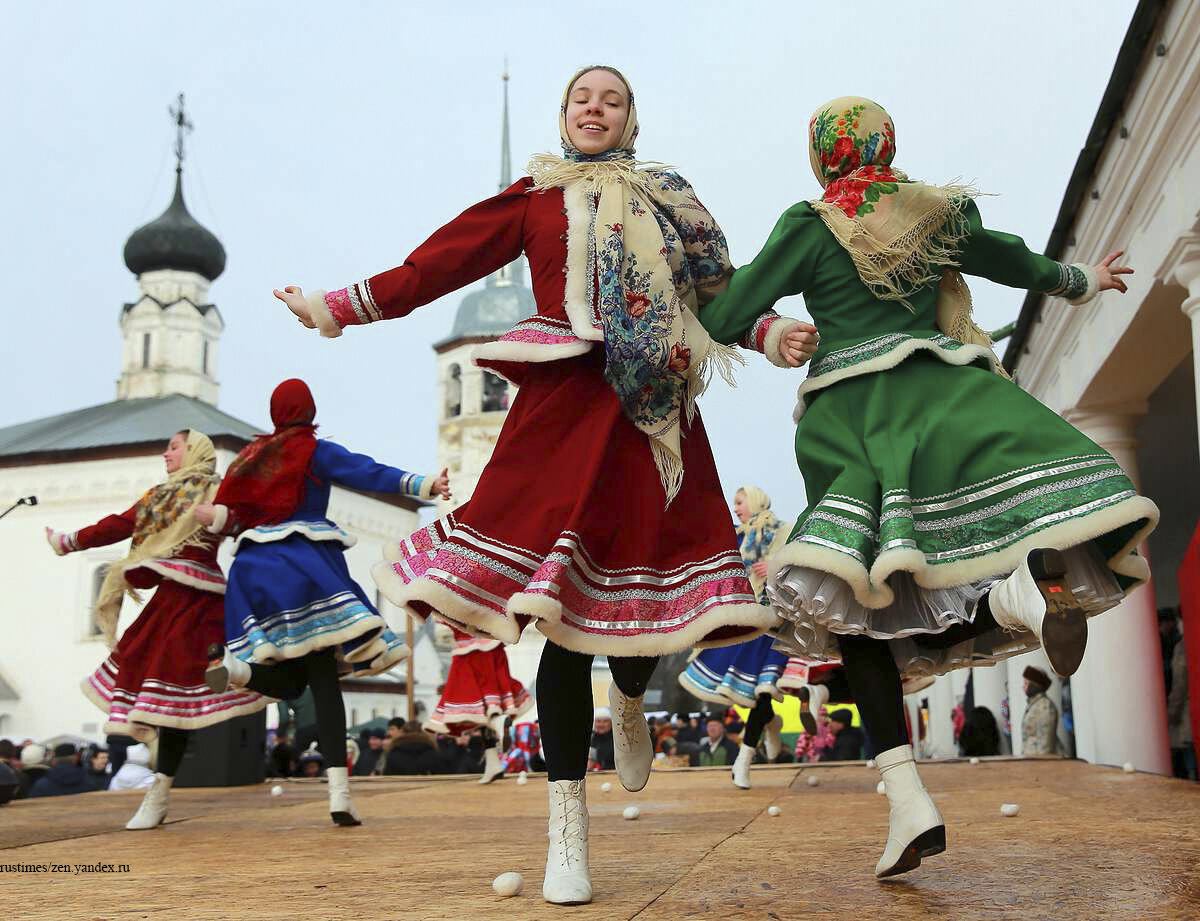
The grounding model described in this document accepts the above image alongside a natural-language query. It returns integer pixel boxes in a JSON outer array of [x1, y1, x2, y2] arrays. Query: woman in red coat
[[275, 65, 817, 904], [46, 430, 266, 830]]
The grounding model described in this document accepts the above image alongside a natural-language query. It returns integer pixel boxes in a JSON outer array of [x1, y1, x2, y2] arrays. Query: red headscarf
[[214, 379, 319, 529]]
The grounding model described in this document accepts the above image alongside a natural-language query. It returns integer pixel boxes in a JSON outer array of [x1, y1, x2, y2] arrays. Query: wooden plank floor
[[2, 759, 1198, 920]]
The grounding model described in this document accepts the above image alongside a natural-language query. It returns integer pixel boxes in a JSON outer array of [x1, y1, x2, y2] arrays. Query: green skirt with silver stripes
[[768, 353, 1158, 676]]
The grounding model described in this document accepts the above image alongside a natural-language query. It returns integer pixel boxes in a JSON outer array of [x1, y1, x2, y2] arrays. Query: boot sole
[[204, 642, 228, 693], [876, 825, 946, 878], [1029, 549, 1088, 677], [331, 811, 362, 827], [798, 687, 817, 736]]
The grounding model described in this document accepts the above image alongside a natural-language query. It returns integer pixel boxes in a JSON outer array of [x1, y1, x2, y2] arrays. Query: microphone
[[0, 496, 38, 521], [23, 496, 37, 507]]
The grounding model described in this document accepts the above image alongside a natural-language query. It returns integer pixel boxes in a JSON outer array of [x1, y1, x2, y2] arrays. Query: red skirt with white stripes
[[374, 351, 774, 657], [423, 632, 532, 735], [82, 579, 268, 742]]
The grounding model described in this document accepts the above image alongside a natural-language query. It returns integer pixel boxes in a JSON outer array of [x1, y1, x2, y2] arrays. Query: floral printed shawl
[[808, 97, 1004, 373], [94, 430, 220, 647], [527, 66, 740, 504]]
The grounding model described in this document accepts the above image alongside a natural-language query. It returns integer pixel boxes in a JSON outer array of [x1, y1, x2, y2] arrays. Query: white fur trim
[[46, 529, 68, 556], [371, 562, 523, 644], [233, 521, 355, 554], [766, 493, 1158, 611], [418, 475, 436, 501], [1067, 263, 1100, 306], [472, 339, 594, 377], [794, 339, 999, 422], [139, 561, 227, 595], [764, 317, 804, 369], [305, 289, 343, 339], [677, 670, 743, 707], [206, 503, 229, 535], [240, 611, 393, 665], [561, 183, 605, 343], [80, 678, 273, 735]]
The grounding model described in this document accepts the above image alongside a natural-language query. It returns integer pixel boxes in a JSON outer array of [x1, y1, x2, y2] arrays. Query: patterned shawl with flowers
[[808, 96, 1003, 370], [93, 430, 221, 647], [527, 66, 741, 505]]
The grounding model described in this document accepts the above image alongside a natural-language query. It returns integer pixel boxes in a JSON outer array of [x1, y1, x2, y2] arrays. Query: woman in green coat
[[700, 96, 1159, 879]]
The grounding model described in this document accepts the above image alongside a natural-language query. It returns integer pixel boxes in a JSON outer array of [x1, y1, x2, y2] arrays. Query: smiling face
[[564, 68, 630, 155], [733, 490, 750, 524], [163, 431, 187, 474]]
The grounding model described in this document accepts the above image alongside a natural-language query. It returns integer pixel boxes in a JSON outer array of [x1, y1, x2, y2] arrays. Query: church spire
[[489, 63, 524, 288]]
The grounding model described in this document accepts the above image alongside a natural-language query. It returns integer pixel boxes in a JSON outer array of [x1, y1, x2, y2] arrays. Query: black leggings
[[743, 693, 775, 750], [156, 727, 190, 777], [836, 594, 1002, 754], [537, 641, 658, 781], [245, 649, 346, 766]]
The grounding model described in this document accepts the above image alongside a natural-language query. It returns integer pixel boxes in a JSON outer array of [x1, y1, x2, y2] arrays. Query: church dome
[[438, 272, 535, 346], [123, 171, 226, 281]]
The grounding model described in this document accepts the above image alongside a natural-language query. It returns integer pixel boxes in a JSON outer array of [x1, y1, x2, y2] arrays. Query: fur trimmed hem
[[139, 561, 226, 595], [371, 564, 524, 645], [81, 679, 273, 742], [473, 339, 593, 372], [233, 521, 355, 554], [306, 289, 343, 339], [677, 670, 745, 707], [422, 694, 534, 735], [794, 338, 999, 422], [768, 494, 1159, 611], [764, 317, 804, 369], [236, 612, 395, 665]]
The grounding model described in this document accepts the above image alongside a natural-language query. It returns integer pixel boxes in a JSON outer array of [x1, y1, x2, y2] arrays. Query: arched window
[[482, 372, 509, 412], [141, 333, 151, 369], [88, 565, 110, 637], [445, 365, 462, 419]]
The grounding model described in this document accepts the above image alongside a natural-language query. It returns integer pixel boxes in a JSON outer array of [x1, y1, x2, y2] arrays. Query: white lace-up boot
[[125, 773, 173, 830], [799, 683, 830, 735], [480, 713, 507, 784], [543, 779, 592, 905], [204, 642, 251, 693], [763, 713, 784, 761], [327, 766, 362, 827], [988, 548, 1087, 676], [731, 743, 755, 789], [608, 683, 653, 792], [874, 744, 945, 878]]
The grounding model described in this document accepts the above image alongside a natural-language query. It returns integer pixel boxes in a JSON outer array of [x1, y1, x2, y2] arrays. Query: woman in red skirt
[[275, 65, 817, 903], [46, 429, 266, 830], [423, 627, 532, 784]]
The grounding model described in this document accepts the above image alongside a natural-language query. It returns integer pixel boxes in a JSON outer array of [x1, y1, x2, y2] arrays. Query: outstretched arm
[[312, 441, 450, 501], [956, 200, 1132, 304], [277, 180, 532, 338], [46, 505, 137, 555]]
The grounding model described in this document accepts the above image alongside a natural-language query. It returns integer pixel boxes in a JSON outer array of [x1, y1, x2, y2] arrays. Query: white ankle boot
[[874, 744, 945, 878], [479, 746, 505, 784], [763, 714, 783, 761], [799, 684, 829, 735], [125, 773, 172, 830], [326, 766, 362, 827], [543, 779, 592, 905], [608, 683, 653, 793], [988, 549, 1087, 676], [731, 743, 755, 789], [204, 643, 251, 693]]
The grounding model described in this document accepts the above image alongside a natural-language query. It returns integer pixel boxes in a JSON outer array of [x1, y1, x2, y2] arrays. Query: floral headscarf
[[93, 429, 220, 646], [808, 96, 1004, 372], [735, 485, 790, 600], [526, 66, 740, 504]]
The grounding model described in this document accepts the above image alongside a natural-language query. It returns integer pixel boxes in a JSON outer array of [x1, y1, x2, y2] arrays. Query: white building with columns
[[921, 0, 1199, 773], [0, 121, 440, 743]]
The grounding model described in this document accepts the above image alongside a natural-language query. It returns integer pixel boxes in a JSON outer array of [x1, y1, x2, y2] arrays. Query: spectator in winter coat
[[958, 706, 1001, 758], [29, 744, 105, 798], [17, 744, 49, 799], [589, 708, 615, 771], [690, 716, 739, 767], [383, 723, 443, 775], [820, 710, 866, 762], [354, 730, 385, 776], [1020, 666, 1061, 756]]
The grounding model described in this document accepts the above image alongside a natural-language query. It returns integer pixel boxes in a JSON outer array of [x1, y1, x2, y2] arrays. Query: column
[[1167, 241, 1200, 460], [971, 664, 1010, 754], [1061, 408, 1170, 774], [925, 674, 958, 759]]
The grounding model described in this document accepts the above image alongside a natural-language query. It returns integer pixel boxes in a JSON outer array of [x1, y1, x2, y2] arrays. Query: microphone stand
[[0, 496, 38, 521]]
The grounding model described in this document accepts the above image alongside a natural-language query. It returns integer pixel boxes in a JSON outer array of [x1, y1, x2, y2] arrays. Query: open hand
[[782, 323, 820, 367], [751, 561, 769, 579], [431, 468, 452, 501], [274, 285, 316, 328], [1095, 251, 1133, 294], [193, 503, 217, 527]]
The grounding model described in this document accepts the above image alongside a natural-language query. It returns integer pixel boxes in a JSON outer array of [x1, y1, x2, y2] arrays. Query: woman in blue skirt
[[198, 378, 449, 825]]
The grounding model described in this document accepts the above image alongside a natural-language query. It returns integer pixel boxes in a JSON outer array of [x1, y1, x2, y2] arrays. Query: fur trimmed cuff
[[205, 504, 230, 535], [46, 529, 72, 555], [305, 290, 343, 339], [418, 474, 436, 501], [1067, 263, 1100, 306], [764, 317, 806, 369]]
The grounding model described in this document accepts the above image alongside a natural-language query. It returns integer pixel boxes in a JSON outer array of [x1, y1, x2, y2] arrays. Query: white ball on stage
[[876, 781, 886, 795], [767, 805, 782, 817], [1000, 803, 1020, 817], [969, 757, 981, 765], [601, 781, 613, 792], [270, 785, 283, 797], [516, 773, 528, 785], [807, 775, 820, 787], [623, 805, 640, 820], [866, 759, 877, 768], [492, 872, 524, 897], [1122, 762, 1136, 773]]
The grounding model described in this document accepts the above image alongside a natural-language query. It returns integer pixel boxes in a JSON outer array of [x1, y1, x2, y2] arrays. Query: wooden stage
[[2, 758, 1198, 920]]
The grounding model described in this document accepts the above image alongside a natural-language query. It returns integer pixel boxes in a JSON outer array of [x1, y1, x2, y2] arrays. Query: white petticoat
[[768, 544, 1124, 678]]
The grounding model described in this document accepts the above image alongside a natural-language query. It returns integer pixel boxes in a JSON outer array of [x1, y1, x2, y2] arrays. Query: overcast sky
[[3, 1, 1137, 521]]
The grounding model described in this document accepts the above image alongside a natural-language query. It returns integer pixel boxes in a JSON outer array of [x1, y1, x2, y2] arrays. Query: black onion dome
[[123, 171, 226, 280]]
